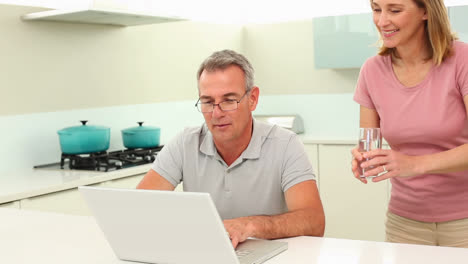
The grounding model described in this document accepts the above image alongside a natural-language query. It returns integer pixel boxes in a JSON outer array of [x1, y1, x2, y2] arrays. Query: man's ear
[[249, 86, 260, 111]]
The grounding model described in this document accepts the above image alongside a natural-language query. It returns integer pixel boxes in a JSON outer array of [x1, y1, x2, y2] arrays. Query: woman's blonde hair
[[373, 0, 457, 65]]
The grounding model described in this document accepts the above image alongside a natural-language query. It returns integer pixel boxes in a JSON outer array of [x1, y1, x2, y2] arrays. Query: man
[[137, 49, 325, 248]]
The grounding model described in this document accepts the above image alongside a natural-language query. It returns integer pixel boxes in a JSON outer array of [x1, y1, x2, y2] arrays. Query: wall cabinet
[[449, 5, 468, 42], [313, 13, 379, 69], [312, 4, 468, 69], [318, 144, 388, 242]]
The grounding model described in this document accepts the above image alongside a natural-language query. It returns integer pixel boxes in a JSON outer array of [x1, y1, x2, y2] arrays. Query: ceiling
[[2, 0, 468, 24]]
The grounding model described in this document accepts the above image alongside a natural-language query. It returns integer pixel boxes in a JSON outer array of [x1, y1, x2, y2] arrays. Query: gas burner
[[60, 151, 109, 171], [54, 146, 163, 172]]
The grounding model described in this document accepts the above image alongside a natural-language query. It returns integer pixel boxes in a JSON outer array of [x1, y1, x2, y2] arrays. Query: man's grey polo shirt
[[152, 119, 316, 220]]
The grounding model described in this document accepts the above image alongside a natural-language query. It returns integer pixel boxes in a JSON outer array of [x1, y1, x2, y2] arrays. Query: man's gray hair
[[197, 49, 255, 92]]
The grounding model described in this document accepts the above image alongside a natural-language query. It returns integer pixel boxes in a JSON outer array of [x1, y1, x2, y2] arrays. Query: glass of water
[[358, 128, 382, 178]]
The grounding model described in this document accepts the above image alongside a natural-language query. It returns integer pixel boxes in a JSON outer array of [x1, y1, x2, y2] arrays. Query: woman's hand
[[351, 147, 368, 184], [360, 148, 422, 182]]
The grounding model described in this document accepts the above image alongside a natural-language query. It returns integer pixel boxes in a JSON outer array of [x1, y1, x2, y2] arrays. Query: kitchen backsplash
[[0, 93, 358, 174]]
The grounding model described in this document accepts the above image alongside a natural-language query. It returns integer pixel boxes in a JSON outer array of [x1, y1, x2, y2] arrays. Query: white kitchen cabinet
[[19, 174, 184, 216], [0, 201, 20, 209], [318, 144, 388, 242], [20, 183, 106, 216], [104, 174, 184, 192], [304, 144, 320, 189], [103, 174, 145, 189]]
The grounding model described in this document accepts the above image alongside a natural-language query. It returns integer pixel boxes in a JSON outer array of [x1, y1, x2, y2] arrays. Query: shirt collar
[[199, 124, 216, 156], [199, 118, 274, 160]]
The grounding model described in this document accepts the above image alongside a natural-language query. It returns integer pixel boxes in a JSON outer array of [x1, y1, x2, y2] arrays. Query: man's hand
[[223, 181, 324, 249], [223, 217, 256, 248]]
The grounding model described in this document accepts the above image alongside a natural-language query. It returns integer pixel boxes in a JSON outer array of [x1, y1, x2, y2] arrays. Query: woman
[[352, 0, 468, 247]]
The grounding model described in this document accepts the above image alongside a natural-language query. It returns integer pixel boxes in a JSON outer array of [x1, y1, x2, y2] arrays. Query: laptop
[[79, 186, 288, 264]]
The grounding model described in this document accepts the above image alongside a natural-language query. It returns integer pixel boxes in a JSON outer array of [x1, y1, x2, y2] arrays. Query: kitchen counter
[[299, 135, 388, 145], [299, 135, 356, 145], [0, 136, 379, 205], [2, 208, 468, 264], [0, 164, 152, 204]]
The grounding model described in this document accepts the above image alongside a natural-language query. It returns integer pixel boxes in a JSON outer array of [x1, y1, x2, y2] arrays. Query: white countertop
[[0, 164, 152, 204], [2, 208, 468, 264], [299, 135, 389, 145], [300, 135, 356, 145], [0, 137, 377, 205]]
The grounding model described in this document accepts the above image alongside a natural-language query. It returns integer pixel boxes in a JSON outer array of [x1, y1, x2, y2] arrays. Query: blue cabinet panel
[[313, 13, 379, 69], [449, 6, 468, 43]]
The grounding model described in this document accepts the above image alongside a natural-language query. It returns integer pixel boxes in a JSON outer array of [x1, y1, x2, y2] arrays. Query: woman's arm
[[359, 105, 380, 128], [362, 95, 468, 181]]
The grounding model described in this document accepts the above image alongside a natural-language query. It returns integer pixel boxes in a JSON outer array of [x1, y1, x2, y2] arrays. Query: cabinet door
[[304, 144, 320, 189], [450, 5, 468, 42], [0, 201, 20, 209], [103, 174, 145, 189], [20, 183, 105, 216], [313, 13, 379, 69], [105, 174, 184, 192], [318, 144, 388, 242]]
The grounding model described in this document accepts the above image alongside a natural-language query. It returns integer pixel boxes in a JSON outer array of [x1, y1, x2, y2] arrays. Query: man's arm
[[137, 169, 175, 191], [224, 180, 325, 248]]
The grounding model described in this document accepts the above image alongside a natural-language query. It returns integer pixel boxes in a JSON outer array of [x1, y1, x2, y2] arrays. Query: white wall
[[0, 4, 361, 175], [0, 93, 358, 174], [243, 19, 360, 95], [6, 0, 468, 24], [256, 94, 358, 138], [0, 4, 243, 173], [0, 4, 243, 116], [0, 101, 204, 173]]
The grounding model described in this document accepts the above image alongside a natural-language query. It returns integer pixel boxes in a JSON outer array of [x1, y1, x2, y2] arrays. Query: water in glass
[[358, 128, 382, 178]]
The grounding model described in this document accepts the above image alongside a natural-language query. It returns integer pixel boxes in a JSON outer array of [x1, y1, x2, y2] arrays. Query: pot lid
[[122, 122, 160, 132], [58, 120, 110, 134]]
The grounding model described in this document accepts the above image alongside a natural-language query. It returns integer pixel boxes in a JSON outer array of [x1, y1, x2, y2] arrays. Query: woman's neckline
[[387, 55, 435, 90]]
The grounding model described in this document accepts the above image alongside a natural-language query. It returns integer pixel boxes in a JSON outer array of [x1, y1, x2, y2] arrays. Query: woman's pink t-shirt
[[354, 41, 468, 222]]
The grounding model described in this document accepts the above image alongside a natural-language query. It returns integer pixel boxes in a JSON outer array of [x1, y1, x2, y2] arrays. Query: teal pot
[[57, 121, 110, 154], [122, 122, 160, 149]]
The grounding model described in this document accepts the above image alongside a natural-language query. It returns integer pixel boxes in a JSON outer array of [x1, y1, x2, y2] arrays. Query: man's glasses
[[195, 91, 249, 113]]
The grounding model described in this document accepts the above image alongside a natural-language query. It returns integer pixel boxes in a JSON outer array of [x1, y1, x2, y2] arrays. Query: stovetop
[[34, 146, 163, 172]]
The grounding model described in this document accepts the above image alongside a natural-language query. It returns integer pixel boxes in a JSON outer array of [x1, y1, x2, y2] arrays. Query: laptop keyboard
[[235, 249, 253, 259]]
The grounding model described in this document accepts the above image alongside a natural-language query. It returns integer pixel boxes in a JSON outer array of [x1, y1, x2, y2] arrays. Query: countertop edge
[[0, 164, 152, 204], [299, 136, 388, 145]]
